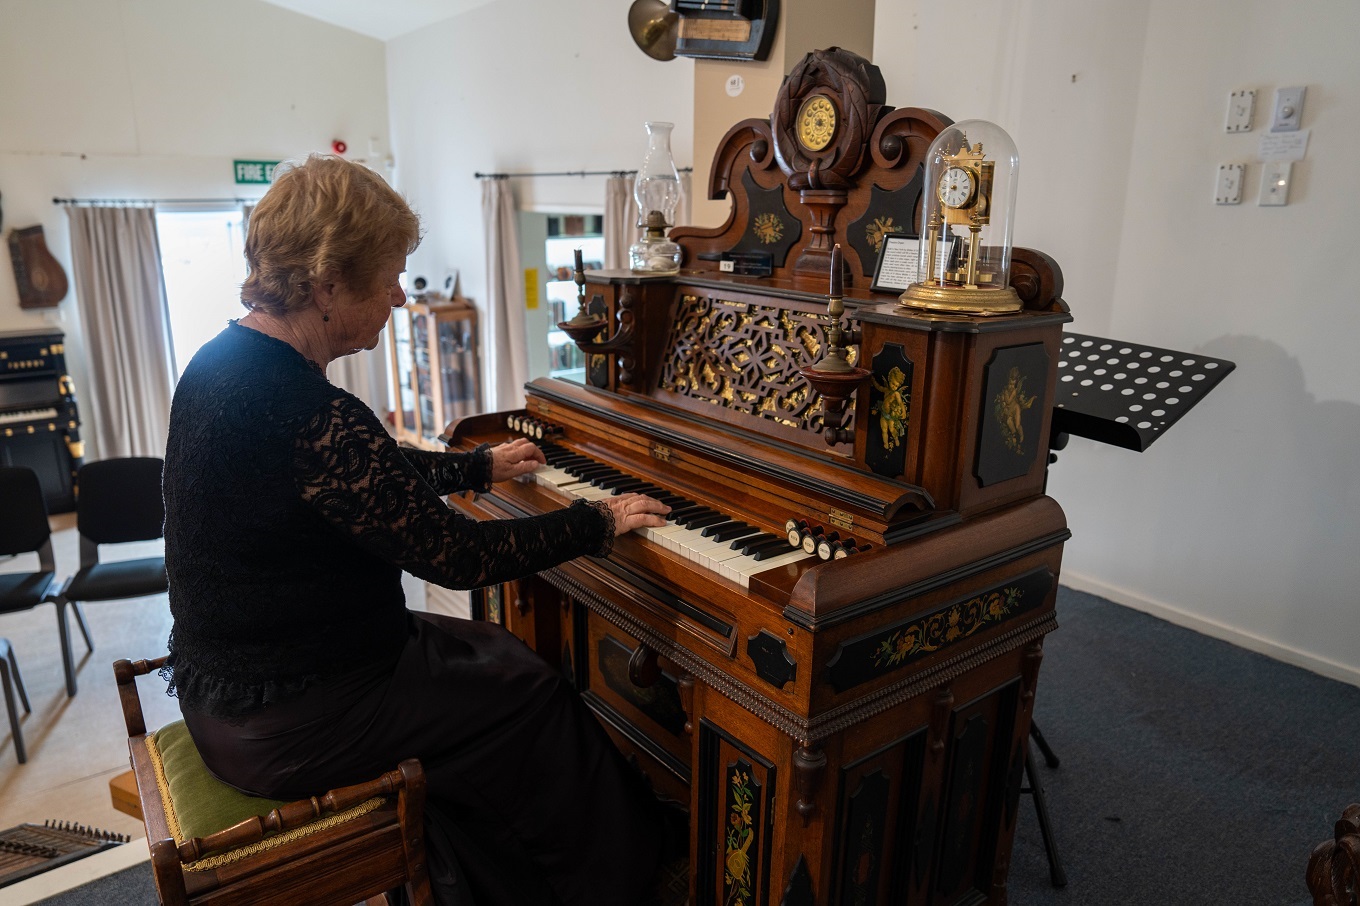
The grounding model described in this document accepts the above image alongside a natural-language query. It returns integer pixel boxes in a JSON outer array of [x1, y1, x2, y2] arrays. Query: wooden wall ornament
[[672, 0, 779, 62], [8, 226, 69, 309]]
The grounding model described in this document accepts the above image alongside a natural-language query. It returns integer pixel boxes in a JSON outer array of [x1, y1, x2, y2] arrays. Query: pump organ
[[442, 47, 1072, 906]]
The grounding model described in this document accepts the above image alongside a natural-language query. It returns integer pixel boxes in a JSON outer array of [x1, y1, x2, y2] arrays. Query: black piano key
[[698, 519, 738, 538], [753, 542, 805, 561], [708, 522, 761, 542], [734, 534, 784, 555], [652, 494, 692, 508], [676, 511, 725, 529], [666, 505, 710, 522], [571, 465, 617, 479], [608, 479, 653, 493]]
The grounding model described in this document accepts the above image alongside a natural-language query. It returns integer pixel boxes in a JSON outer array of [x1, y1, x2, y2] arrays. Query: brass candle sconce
[[798, 244, 870, 446]]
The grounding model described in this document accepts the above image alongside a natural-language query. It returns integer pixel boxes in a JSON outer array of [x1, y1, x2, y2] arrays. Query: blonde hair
[[240, 154, 421, 316]]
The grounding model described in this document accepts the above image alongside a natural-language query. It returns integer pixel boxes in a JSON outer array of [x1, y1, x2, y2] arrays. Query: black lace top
[[162, 322, 612, 720]]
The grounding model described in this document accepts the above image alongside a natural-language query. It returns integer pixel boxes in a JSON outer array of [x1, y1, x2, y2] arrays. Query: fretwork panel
[[659, 293, 859, 434]]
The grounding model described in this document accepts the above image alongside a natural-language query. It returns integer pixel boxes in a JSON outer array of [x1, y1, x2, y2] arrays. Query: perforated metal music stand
[[1028, 332, 1235, 888]]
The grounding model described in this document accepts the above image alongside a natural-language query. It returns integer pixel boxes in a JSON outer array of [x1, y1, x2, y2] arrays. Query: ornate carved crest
[[772, 46, 888, 190]]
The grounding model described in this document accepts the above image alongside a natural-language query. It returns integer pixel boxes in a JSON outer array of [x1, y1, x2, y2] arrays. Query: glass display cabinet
[[386, 294, 482, 450], [544, 220, 604, 383]]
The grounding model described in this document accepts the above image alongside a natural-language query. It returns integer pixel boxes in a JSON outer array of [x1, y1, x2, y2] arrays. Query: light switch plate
[[1215, 164, 1244, 204], [1259, 160, 1291, 205], [1225, 89, 1256, 132], [1270, 86, 1306, 132]]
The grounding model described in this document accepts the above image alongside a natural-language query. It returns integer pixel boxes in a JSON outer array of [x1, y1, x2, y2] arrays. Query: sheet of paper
[[876, 237, 919, 289], [1258, 129, 1309, 162]]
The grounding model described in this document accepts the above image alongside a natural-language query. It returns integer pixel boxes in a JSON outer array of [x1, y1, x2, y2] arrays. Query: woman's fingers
[[604, 493, 671, 535]]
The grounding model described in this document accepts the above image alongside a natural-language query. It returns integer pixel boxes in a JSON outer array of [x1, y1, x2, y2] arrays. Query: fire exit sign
[[233, 160, 280, 184]]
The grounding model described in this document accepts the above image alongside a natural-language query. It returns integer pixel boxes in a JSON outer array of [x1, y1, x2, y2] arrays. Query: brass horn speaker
[[628, 0, 678, 61]]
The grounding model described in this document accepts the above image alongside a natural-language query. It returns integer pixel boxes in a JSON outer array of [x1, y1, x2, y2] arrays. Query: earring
[[323, 311, 330, 322]]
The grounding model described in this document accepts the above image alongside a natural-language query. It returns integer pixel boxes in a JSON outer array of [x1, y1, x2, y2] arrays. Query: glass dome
[[899, 119, 1021, 314]]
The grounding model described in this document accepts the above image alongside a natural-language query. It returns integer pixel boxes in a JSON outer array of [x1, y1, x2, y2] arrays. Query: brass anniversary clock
[[900, 119, 1022, 314], [796, 94, 837, 151]]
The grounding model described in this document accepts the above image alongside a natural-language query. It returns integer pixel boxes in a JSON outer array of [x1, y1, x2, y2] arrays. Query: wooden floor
[[0, 512, 175, 843], [0, 513, 465, 849]]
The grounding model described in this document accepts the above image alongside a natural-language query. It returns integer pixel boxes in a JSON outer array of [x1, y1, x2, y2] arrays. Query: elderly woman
[[162, 154, 674, 905]]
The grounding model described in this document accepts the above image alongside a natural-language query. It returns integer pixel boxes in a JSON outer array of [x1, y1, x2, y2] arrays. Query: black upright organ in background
[[0, 329, 83, 512]]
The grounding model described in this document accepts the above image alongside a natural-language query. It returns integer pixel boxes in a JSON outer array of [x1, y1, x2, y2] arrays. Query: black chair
[[0, 467, 66, 757], [0, 638, 31, 763], [50, 457, 167, 696]]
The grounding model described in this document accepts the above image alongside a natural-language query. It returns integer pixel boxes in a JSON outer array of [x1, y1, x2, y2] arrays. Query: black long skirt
[[183, 612, 666, 906]]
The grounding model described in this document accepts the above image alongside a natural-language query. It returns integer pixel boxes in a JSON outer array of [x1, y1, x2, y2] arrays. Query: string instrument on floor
[[442, 47, 1071, 906]]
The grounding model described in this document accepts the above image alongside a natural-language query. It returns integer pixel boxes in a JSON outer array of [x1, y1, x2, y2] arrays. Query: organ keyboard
[[439, 47, 1072, 906]]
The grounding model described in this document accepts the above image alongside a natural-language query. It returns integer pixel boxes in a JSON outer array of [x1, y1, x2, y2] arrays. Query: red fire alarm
[[331, 139, 347, 155]]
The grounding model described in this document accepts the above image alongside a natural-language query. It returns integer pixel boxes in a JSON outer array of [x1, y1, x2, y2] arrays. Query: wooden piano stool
[[113, 656, 433, 906]]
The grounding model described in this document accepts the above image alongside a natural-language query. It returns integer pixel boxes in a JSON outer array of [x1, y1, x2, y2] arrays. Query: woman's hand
[[489, 438, 547, 482], [600, 492, 670, 535]]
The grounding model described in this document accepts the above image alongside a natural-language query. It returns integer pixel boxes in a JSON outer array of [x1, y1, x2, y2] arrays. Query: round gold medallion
[[796, 95, 837, 152]]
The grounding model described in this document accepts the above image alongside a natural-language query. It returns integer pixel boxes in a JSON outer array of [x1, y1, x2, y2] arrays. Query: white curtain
[[481, 178, 530, 412], [677, 171, 692, 228], [66, 205, 175, 458], [604, 175, 640, 270], [329, 347, 390, 419]]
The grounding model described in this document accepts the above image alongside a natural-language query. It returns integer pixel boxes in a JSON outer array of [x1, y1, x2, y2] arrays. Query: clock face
[[796, 95, 837, 152], [938, 166, 976, 208]]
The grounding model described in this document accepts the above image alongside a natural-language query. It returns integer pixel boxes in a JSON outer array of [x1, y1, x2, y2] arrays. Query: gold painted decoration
[[870, 366, 909, 451], [725, 765, 756, 905], [752, 213, 784, 244], [993, 366, 1037, 454], [866, 215, 900, 253], [872, 585, 1025, 669]]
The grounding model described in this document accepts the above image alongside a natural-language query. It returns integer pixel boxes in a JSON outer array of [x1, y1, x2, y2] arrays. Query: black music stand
[[1028, 332, 1236, 888]]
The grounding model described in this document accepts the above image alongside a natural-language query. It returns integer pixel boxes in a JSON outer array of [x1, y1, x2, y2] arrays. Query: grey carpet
[[1006, 587, 1358, 905], [35, 586, 1358, 905]]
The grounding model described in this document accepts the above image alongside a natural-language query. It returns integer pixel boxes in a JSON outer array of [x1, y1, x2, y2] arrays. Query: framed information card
[[871, 235, 918, 293]]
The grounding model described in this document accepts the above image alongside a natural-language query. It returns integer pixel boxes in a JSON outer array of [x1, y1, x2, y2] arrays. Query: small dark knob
[[627, 644, 660, 688]]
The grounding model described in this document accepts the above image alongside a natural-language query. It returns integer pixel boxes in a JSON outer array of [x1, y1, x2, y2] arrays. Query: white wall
[[384, 0, 694, 408], [0, 0, 390, 457], [876, 0, 1360, 684]]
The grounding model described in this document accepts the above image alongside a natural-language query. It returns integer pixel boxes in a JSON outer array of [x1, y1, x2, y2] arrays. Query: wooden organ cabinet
[[446, 49, 1072, 906], [386, 294, 482, 451]]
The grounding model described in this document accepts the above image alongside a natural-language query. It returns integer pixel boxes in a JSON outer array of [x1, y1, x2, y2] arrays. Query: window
[[155, 209, 248, 378]]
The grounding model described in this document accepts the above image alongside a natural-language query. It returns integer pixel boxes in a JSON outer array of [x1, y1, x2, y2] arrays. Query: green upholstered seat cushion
[[149, 720, 288, 844]]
